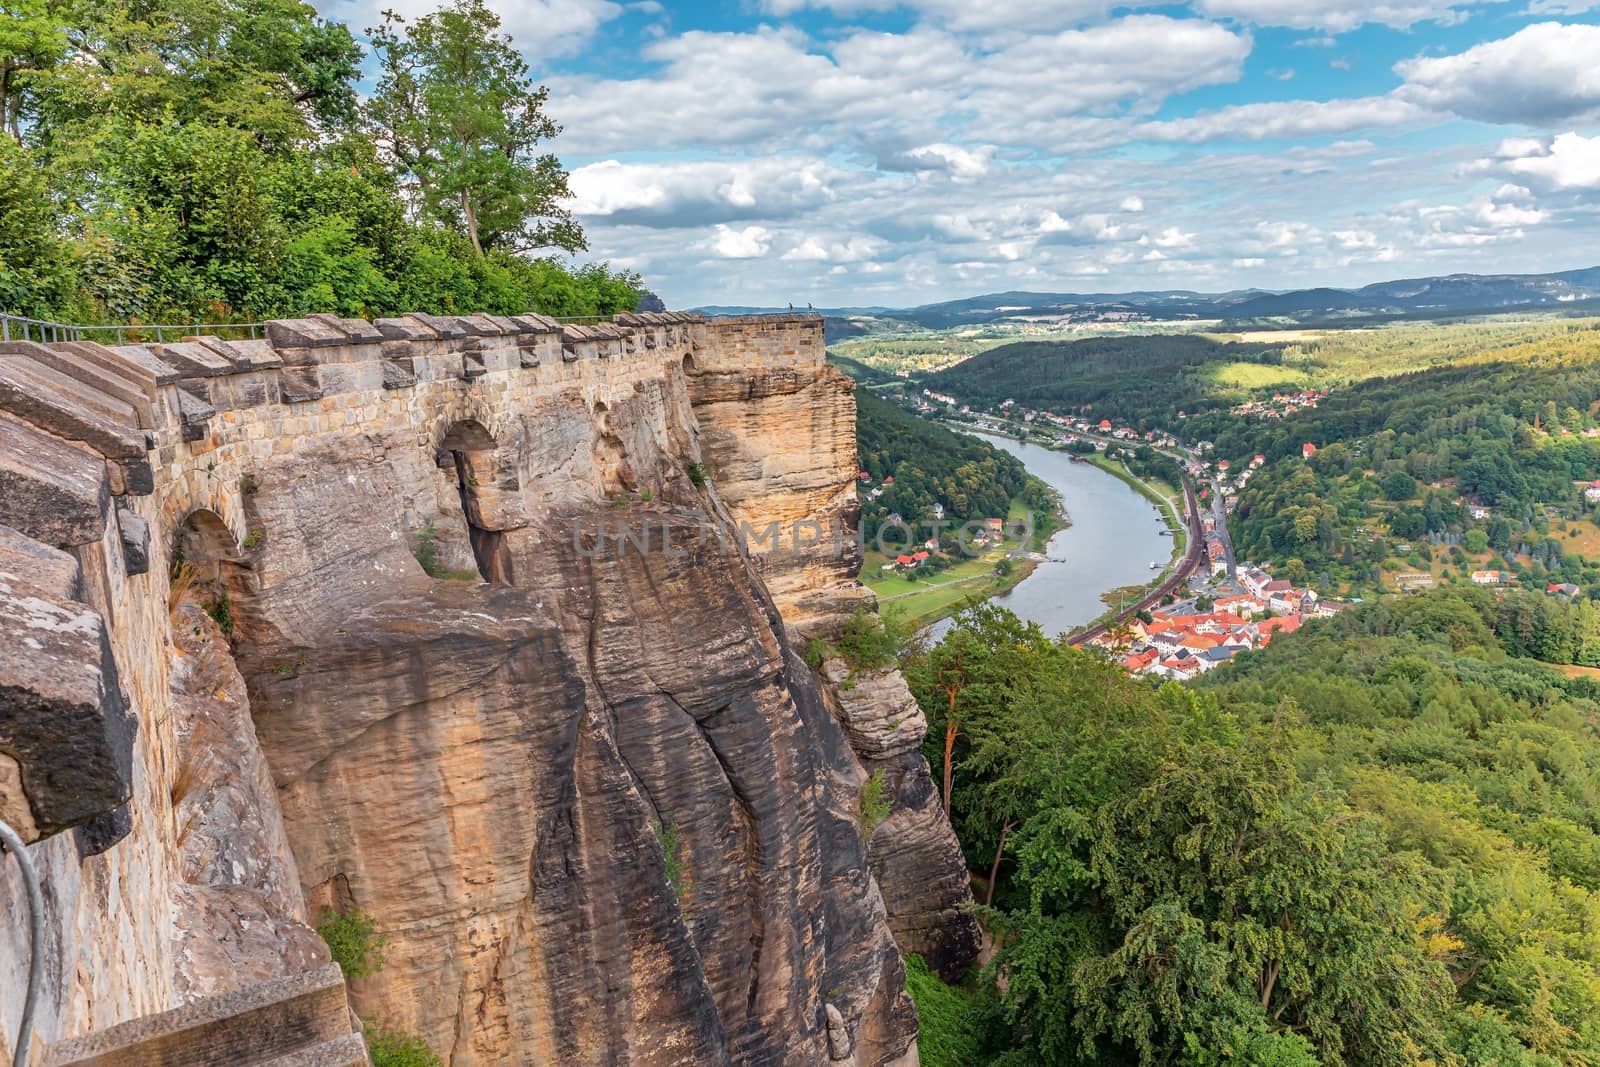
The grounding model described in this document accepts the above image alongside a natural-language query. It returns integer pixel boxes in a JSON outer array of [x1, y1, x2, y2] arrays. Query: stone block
[[266, 318, 348, 350], [0, 540, 135, 843], [46, 964, 356, 1066], [117, 506, 151, 576], [0, 416, 110, 547]]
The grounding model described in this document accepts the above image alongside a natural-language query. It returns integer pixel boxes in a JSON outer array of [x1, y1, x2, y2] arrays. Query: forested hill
[[854, 388, 1046, 536], [924, 334, 1286, 422], [0, 0, 642, 325], [909, 590, 1600, 1066]]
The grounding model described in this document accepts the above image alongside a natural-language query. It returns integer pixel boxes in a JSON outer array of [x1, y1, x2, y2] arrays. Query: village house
[[1470, 570, 1506, 585], [1585, 480, 1600, 503]]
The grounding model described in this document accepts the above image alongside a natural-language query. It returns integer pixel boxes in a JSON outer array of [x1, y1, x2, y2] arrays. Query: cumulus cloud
[[550, 17, 1249, 155], [567, 157, 845, 227], [1395, 23, 1600, 124], [878, 143, 995, 180], [781, 236, 883, 262], [707, 225, 772, 258], [1484, 132, 1600, 191]]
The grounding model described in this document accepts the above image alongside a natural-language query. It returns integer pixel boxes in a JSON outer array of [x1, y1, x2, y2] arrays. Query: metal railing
[[0, 314, 265, 345], [0, 310, 650, 347], [0, 817, 42, 1067]]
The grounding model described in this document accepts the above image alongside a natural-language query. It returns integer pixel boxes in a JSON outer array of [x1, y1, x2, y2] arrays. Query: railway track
[[1068, 473, 1205, 647]]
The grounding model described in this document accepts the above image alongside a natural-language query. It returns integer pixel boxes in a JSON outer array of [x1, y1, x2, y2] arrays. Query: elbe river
[[927, 434, 1173, 642]]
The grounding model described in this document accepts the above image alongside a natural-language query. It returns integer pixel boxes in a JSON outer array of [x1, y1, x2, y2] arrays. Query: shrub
[[686, 461, 707, 489], [317, 908, 386, 980], [207, 590, 234, 636], [902, 954, 995, 1067], [860, 769, 892, 837], [367, 1026, 443, 1067], [835, 608, 897, 673], [803, 636, 834, 671], [414, 523, 441, 577]]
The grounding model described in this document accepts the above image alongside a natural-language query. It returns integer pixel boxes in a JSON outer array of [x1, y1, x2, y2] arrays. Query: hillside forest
[[905, 591, 1600, 1066], [0, 0, 643, 325], [856, 388, 1055, 548]]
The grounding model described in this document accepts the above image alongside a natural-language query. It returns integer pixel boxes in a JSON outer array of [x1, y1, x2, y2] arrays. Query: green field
[[861, 497, 1059, 629]]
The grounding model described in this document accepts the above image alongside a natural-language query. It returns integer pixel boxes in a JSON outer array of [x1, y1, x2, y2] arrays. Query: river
[[928, 435, 1175, 641]]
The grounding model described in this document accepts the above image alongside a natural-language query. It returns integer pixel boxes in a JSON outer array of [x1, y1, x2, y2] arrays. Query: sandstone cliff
[[0, 311, 978, 1064]]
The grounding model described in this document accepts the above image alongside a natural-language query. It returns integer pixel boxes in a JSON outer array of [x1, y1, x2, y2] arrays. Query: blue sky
[[318, 0, 1600, 308]]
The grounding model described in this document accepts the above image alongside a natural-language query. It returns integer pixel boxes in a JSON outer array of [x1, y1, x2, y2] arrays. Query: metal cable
[[0, 818, 42, 1067]]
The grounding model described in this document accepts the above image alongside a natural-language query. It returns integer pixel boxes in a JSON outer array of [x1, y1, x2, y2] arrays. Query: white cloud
[[1193, 0, 1503, 31], [1525, 0, 1598, 11], [879, 143, 995, 180], [322, 0, 621, 57], [551, 17, 1249, 156], [708, 225, 772, 258], [1487, 131, 1600, 190], [1203, 0, 1497, 30], [781, 236, 882, 262], [1135, 95, 1427, 143], [567, 157, 846, 226], [1120, 195, 1145, 212], [1395, 23, 1600, 124]]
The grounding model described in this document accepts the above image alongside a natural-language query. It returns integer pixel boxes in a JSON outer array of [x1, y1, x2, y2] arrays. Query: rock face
[[0, 311, 979, 1064]]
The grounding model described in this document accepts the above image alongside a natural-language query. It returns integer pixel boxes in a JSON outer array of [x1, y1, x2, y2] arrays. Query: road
[[1210, 478, 1237, 581]]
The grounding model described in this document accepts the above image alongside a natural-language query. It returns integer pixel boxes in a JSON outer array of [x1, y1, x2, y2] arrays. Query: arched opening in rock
[[170, 508, 256, 639], [437, 420, 509, 583], [681, 352, 696, 375]]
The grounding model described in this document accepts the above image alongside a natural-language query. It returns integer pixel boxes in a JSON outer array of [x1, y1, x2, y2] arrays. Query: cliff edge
[[0, 312, 978, 1064]]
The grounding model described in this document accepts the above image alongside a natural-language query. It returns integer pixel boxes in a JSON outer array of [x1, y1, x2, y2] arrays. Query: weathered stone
[[45, 964, 356, 1067], [0, 540, 134, 842], [0, 417, 109, 548], [117, 507, 151, 576], [73, 803, 132, 859]]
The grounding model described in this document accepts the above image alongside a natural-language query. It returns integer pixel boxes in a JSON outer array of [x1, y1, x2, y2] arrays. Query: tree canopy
[[0, 0, 639, 323], [906, 591, 1600, 1065]]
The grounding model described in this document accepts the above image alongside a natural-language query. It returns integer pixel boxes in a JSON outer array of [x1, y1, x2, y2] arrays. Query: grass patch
[[1203, 360, 1310, 391], [651, 819, 692, 904], [366, 1026, 443, 1067]]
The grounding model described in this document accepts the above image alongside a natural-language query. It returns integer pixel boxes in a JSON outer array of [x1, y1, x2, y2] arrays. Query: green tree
[[0, 0, 66, 138], [367, 0, 582, 257], [0, 137, 76, 315], [1381, 469, 1418, 500]]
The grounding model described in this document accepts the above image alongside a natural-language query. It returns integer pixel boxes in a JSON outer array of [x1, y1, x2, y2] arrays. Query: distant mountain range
[[695, 266, 1600, 332]]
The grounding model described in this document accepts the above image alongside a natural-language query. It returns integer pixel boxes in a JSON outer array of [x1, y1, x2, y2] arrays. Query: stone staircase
[[44, 965, 369, 1067]]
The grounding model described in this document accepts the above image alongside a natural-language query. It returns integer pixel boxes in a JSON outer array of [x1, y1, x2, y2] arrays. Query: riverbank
[[1083, 453, 1188, 560], [861, 493, 1064, 630]]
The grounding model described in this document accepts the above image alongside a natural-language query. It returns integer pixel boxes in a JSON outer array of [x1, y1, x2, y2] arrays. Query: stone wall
[[0, 310, 977, 1064]]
